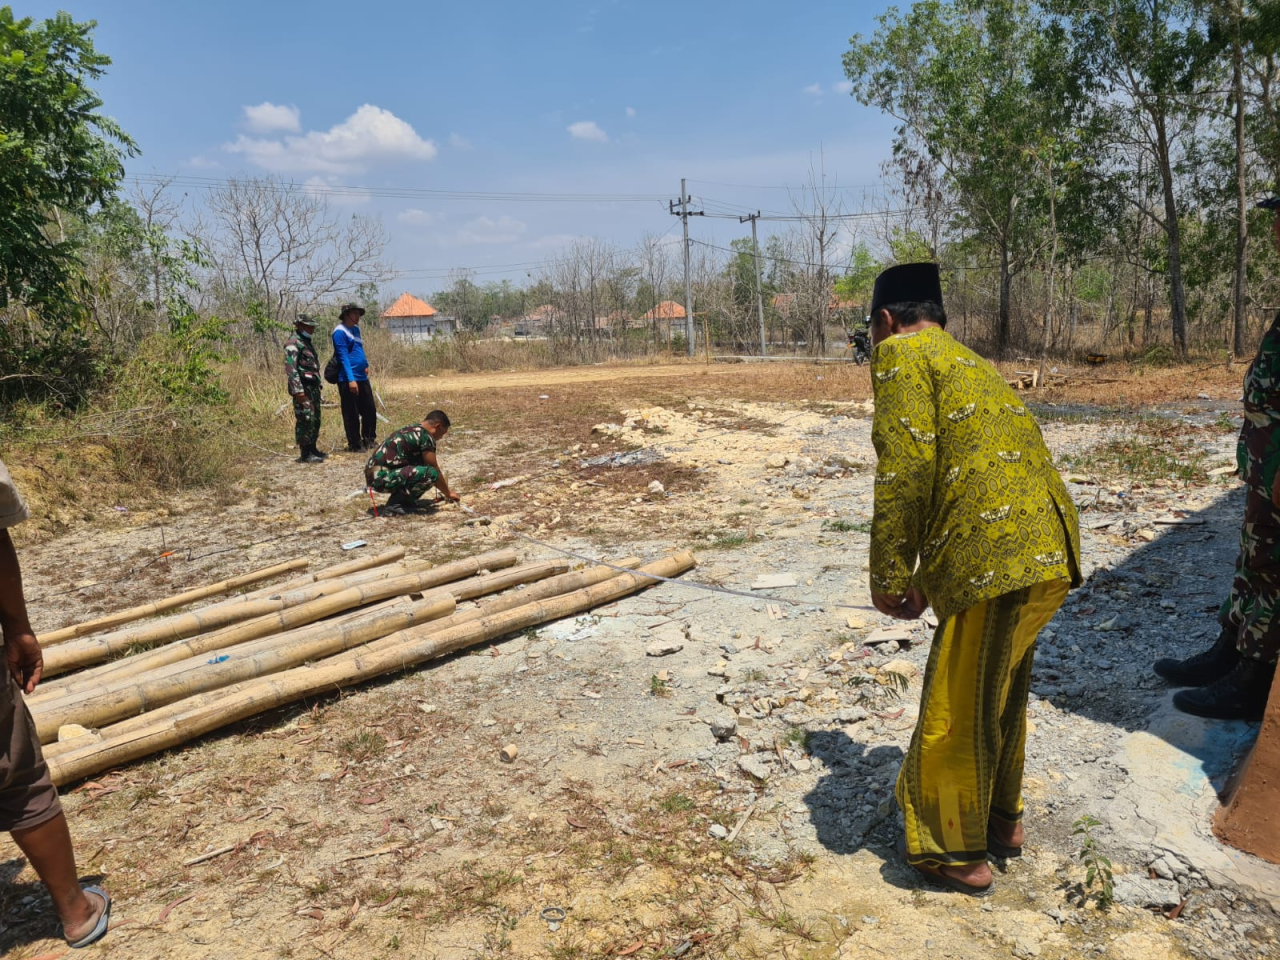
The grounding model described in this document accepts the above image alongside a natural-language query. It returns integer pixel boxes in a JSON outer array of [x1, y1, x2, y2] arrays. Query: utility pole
[[669, 179, 703, 358], [739, 211, 767, 357]]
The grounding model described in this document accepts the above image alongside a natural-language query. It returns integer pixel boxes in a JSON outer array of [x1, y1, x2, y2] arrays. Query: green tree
[[1052, 0, 1215, 353], [0, 7, 136, 311], [845, 0, 1108, 353], [833, 243, 880, 312]]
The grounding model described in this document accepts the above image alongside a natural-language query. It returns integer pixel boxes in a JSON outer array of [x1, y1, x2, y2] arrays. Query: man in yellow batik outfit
[[866, 262, 1081, 896]]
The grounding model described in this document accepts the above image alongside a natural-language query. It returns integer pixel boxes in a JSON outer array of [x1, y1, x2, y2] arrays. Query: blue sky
[[26, 1, 899, 292]]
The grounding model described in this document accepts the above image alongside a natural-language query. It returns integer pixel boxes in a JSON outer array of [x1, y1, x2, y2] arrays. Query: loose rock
[[646, 639, 685, 657], [1113, 875, 1181, 907], [738, 754, 773, 781], [709, 711, 738, 742]]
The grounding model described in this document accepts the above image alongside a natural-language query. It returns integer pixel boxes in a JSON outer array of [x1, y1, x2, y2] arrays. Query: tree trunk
[[1038, 165, 1058, 389], [1154, 110, 1188, 352], [1232, 17, 1249, 358], [998, 242, 1013, 354]]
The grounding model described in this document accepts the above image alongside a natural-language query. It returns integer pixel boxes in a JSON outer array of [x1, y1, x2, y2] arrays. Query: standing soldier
[[1154, 196, 1280, 720], [285, 314, 326, 464]]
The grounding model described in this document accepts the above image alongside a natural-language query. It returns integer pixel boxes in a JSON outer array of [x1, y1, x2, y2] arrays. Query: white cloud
[[833, 80, 854, 95], [225, 104, 437, 174], [448, 132, 472, 150], [184, 155, 219, 169], [625, 106, 636, 118], [397, 207, 437, 225], [243, 101, 301, 134], [529, 232, 582, 251], [803, 83, 823, 97], [303, 175, 371, 206], [457, 215, 527, 245], [567, 120, 609, 143]]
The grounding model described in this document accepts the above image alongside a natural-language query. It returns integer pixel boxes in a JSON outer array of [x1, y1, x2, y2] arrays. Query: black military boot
[[309, 444, 329, 461], [297, 446, 323, 464], [381, 492, 413, 516], [1153, 626, 1239, 687], [1172, 659, 1276, 722]]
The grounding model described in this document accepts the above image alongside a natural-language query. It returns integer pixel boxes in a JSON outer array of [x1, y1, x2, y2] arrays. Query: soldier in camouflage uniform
[[284, 315, 326, 464], [364, 410, 459, 515], [1154, 196, 1280, 720]]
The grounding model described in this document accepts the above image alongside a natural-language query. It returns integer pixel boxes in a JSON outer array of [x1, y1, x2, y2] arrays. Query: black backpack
[[323, 354, 341, 384]]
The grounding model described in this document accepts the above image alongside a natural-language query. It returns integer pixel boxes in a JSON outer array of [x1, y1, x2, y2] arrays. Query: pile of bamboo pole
[[34, 546, 695, 785]]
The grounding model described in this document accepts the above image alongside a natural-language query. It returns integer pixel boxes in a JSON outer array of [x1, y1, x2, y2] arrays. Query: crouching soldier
[[285, 314, 326, 464], [364, 410, 459, 515]]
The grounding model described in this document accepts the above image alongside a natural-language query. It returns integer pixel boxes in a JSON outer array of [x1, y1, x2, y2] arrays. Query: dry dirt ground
[[1, 358, 1278, 960]]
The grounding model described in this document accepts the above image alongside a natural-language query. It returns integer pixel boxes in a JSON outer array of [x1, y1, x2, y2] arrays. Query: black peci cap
[[869, 262, 944, 319]]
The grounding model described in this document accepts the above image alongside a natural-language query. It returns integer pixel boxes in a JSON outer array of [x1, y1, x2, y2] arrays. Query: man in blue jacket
[[332, 303, 377, 452]]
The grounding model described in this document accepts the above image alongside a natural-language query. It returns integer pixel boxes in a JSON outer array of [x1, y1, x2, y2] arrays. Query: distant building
[[381, 293, 456, 341], [516, 304, 560, 337], [640, 300, 688, 339]]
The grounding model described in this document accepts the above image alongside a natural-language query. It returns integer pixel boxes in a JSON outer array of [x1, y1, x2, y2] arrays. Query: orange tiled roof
[[640, 300, 686, 320], [381, 293, 437, 319], [525, 304, 560, 321]]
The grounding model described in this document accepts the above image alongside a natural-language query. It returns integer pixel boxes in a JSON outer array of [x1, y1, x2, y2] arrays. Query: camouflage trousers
[[1218, 488, 1280, 664], [366, 464, 441, 501], [292, 381, 322, 449]]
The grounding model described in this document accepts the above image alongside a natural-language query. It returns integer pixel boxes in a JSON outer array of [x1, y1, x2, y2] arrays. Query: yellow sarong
[[897, 579, 1069, 866]]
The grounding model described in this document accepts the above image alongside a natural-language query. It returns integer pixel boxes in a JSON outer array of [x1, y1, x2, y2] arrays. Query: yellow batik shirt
[[870, 327, 1081, 621]]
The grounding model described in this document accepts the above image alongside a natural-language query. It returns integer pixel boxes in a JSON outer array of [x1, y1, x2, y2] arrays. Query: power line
[[690, 237, 861, 272], [129, 174, 669, 205], [686, 177, 889, 192]]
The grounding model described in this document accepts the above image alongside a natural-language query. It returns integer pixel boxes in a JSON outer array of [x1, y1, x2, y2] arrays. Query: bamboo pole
[[31, 559, 441, 702], [46, 553, 695, 784], [41, 550, 517, 677], [32, 559, 567, 715], [30, 592, 418, 707], [42, 557, 642, 759], [39, 558, 310, 645], [38, 593, 415, 759], [33, 595, 458, 742], [197, 548, 408, 612]]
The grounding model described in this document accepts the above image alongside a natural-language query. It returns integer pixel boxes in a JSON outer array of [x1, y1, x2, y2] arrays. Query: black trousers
[[339, 380, 377, 449]]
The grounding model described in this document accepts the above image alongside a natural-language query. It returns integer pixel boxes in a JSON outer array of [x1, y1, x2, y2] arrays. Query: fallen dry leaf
[[158, 893, 196, 923]]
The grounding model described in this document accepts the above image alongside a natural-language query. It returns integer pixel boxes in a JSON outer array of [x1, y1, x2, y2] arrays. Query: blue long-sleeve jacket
[[332, 323, 369, 382]]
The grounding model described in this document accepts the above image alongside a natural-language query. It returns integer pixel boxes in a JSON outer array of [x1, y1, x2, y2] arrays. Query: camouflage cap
[[1257, 196, 1280, 210], [340, 303, 366, 318], [295, 313, 316, 326]]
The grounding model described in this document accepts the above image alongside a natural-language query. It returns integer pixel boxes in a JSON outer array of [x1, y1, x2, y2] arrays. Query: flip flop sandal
[[65, 885, 111, 949], [898, 836, 994, 898]]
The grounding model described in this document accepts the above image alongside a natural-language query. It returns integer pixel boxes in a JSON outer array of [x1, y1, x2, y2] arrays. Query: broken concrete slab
[[1101, 699, 1280, 907], [752, 573, 798, 590], [865, 626, 913, 646], [1113, 875, 1181, 908], [645, 638, 684, 657]]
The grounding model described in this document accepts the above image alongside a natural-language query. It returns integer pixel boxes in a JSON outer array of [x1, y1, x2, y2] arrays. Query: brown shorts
[[0, 671, 62, 833]]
